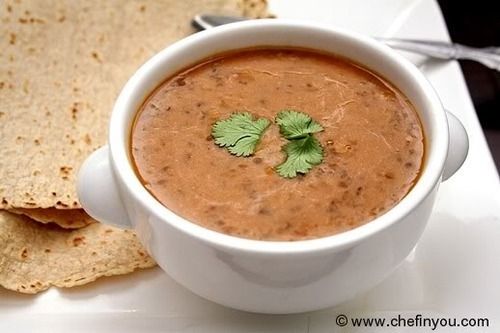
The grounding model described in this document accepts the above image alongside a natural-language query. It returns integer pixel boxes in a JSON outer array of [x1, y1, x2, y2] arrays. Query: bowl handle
[[77, 145, 133, 228], [442, 111, 469, 181]]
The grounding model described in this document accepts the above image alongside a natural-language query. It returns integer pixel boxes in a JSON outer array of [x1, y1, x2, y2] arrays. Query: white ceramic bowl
[[77, 20, 468, 314]]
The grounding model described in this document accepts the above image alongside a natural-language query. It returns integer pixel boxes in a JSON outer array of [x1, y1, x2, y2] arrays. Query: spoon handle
[[193, 15, 500, 71], [377, 38, 500, 71]]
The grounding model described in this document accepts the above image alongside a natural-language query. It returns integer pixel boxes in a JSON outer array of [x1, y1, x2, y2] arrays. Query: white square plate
[[2, 1, 499, 332]]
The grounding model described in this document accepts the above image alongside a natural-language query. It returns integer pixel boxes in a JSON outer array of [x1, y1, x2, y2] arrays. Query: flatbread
[[0, 211, 155, 294], [0, 0, 268, 293], [8, 208, 94, 229], [0, 0, 268, 209]]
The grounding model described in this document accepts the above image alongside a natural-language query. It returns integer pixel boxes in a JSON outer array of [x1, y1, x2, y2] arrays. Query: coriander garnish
[[212, 112, 270, 156], [275, 110, 324, 178], [211, 110, 324, 178], [276, 135, 324, 178], [276, 109, 323, 139]]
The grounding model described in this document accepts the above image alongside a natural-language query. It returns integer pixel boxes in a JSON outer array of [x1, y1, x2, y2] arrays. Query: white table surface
[[1, 0, 499, 332]]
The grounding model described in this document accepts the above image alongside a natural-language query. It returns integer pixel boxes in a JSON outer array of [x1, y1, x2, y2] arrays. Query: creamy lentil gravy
[[131, 48, 424, 241]]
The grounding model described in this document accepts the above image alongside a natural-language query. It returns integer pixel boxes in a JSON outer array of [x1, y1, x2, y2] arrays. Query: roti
[[8, 208, 95, 229], [0, 0, 269, 293], [0, 211, 155, 294]]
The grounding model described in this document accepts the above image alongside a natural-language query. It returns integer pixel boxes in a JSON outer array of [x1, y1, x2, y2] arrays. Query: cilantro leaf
[[276, 110, 323, 140], [276, 135, 324, 178], [212, 112, 270, 157], [275, 110, 325, 178]]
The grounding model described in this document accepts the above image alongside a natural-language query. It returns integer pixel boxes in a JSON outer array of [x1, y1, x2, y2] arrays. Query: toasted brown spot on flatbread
[[72, 236, 85, 246]]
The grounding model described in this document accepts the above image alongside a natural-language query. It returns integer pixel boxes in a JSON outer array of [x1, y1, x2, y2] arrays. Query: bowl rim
[[109, 19, 448, 254]]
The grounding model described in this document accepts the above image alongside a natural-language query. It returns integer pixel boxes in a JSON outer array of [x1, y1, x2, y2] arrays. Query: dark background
[[438, 0, 500, 170]]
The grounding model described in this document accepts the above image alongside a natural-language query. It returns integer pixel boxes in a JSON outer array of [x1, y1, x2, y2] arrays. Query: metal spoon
[[192, 15, 500, 71]]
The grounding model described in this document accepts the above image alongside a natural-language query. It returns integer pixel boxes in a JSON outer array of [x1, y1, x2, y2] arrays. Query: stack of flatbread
[[0, 0, 268, 294]]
